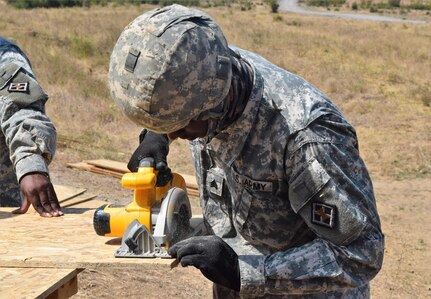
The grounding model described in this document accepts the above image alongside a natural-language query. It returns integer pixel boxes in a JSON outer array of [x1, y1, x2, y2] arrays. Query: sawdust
[[48, 154, 430, 299]]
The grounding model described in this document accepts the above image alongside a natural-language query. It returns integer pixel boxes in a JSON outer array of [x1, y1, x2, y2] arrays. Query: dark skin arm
[[13, 172, 63, 217]]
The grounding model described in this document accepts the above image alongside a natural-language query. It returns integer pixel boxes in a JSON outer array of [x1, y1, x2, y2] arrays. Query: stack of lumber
[[67, 159, 200, 197]]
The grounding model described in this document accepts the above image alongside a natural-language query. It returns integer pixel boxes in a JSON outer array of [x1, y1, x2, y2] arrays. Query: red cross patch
[[8, 82, 29, 92], [312, 202, 335, 228]]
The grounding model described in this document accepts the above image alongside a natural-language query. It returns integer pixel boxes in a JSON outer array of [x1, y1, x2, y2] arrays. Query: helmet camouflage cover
[[109, 4, 233, 134]]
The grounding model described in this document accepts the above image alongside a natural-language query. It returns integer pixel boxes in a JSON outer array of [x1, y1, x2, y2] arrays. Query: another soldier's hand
[[168, 235, 240, 291], [127, 129, 172, 186], [14, 172, 63, 217]]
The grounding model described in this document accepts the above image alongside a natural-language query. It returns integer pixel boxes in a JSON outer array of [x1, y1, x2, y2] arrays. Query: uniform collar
[[207, 63, 263, 166]]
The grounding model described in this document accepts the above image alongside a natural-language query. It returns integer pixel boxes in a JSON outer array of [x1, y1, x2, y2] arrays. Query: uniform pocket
[[202, 167, 236, 238], [234, 187, 253, 229]]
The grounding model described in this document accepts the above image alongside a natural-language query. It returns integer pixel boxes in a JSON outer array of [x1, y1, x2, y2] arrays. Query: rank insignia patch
[[8, 82, 29, 92], [312, 202, 335, 228]]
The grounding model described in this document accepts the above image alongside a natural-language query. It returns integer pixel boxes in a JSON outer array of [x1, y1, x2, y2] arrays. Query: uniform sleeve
[[0, 98, 56, 182], [238, 114, 384, 297]]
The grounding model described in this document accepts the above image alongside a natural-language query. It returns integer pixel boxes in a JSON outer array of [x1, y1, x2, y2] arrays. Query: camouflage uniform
[[0, 37, 56, 207], [190, 47, 384, 298], [107, 5, 384, 298]]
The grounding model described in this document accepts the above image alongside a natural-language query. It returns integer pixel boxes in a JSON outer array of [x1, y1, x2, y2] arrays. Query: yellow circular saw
[[93, 158, 192, 258]]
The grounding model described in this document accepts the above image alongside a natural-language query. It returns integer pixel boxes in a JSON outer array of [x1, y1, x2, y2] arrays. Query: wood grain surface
[[0, 184, 173, 270], [0, 268, 78, 299]]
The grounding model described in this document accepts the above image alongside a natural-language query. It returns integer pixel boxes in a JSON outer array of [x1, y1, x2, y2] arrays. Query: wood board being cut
[[0, 207, 172, 270]]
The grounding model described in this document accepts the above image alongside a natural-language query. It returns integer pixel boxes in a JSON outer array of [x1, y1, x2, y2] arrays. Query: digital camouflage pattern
[[0, 37, 56, 206], [108, 4, 232, 134], [111, 5, 384, 297], [190, 47, 384, 298]]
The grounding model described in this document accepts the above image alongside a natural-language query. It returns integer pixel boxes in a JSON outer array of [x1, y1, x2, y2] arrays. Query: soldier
[[0, 37, 62, 217], [109, 5, 384, 298]]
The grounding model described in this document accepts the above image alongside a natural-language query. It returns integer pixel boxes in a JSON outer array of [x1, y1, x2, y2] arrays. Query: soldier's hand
[[127, 129, 172, 186], [168, 235, 241, 291], [13, 172, 63, 217]]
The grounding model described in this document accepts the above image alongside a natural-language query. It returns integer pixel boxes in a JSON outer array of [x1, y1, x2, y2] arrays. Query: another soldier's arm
[[238, 114, 384, 296], [0, 64, 61, 216], [17, 172, 62, 216]]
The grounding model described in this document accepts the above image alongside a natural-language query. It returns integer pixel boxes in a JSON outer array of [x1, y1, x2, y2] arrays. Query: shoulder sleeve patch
[[289, 158, 330, 213], [312, 202, 336, 228], [0, 63, 47, 106], [289, 157, 368, 245]]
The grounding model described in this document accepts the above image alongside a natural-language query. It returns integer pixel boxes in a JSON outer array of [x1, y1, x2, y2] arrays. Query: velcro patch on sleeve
[[0, 63, 47, 106], [8, 82, 29, 92], [312, 202, 335, 228]]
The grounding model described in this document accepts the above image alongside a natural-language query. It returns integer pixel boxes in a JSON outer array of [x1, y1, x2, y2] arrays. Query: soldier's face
[[168, 119, 208, 141]]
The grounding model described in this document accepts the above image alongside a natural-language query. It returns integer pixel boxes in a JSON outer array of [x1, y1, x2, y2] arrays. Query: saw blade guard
[[152, 186, 192, 248], [114, 187, 192, 258]]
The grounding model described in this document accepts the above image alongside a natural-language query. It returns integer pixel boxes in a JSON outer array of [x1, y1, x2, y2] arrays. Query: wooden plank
[[66, 161, 96, 172], [53, 185, 87, 203], [0, 207, 172, 270], [52, 184, 103, 209], [85, 159, 129, 174], [60, 194, 100, 209], [0, 267, 78, 299], [46, 273, 78, 299], [187, 188, 200, 198], [62, 199, 106, 210], [181, 173, 199, 190], [66, 162, 123, 179]]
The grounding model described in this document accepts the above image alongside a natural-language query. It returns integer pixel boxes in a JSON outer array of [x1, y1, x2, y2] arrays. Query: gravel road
[[278, 0, 428, 23]]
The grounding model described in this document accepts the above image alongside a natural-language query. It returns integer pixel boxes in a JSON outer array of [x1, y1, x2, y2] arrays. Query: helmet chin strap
[[205, 53, 254, 139]]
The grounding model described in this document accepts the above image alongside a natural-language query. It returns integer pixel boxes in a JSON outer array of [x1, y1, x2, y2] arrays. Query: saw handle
[[139, 157, 155, 168]]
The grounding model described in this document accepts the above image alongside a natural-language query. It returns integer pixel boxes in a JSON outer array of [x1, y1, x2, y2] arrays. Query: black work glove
[[127, 129, 172, 186], [168, 235, 241, 292]]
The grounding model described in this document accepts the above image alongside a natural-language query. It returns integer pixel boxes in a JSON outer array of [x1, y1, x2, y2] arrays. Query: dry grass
[[0, 1, 429, 179]]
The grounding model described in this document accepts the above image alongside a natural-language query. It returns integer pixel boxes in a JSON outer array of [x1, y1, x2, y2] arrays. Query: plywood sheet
[[0, 267, 78, 299], [66, 162, 123, 178], [52, 184, 101, 209], [60, 194, 100, 209], [85, 159, 129, 173], [54, 185, 86, 202], [0, 207, 172, 270]]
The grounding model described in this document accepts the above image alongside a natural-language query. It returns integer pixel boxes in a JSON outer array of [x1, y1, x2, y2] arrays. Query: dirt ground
[[48, 152, 430, 299]]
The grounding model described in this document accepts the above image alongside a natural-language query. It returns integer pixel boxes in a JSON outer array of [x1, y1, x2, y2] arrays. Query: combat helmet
[[109, 4, 233, 134]]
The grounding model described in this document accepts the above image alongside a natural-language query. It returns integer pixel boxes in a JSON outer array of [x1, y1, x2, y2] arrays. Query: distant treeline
[[303, 0, 431, 10], [5, 0, 204, 8]]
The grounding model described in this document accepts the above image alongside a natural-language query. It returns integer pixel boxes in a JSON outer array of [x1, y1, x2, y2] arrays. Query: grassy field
[[0, 1, 429, 180]]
